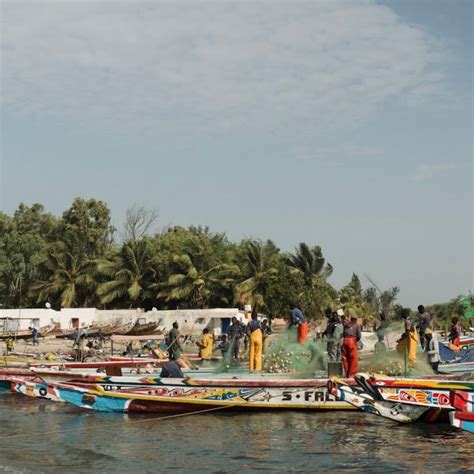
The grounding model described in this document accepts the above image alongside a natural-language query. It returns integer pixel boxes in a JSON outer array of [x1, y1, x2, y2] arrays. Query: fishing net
[[262, 328, 327, 376]]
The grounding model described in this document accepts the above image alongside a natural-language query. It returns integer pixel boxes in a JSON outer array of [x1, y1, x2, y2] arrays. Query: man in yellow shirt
[[197, 328, 214, 361]]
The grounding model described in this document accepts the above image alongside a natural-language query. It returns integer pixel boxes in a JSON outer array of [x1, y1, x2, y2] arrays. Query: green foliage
[[97, 239, 157, 308], [0, 199, 465, 320]]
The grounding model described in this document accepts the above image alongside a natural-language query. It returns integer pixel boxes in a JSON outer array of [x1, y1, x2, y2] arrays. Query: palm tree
[[235, 240, 280, 312], [156, 253, 238, 309], [96, 239, 157, 307], [286, 243, 333, 288], [29, 235, 97, 307]]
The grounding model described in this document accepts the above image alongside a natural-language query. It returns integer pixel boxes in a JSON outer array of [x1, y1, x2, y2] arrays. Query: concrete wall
[[0, 307, 243, 336]]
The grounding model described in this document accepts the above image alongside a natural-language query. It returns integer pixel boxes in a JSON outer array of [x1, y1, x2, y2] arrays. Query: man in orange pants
[[248, 311, 263, 371], [341, 315, 361, 377]]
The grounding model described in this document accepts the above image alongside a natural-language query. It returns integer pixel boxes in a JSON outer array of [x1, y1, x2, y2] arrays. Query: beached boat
[[53, 378, 355, 413], [125, 322, 159, 336]]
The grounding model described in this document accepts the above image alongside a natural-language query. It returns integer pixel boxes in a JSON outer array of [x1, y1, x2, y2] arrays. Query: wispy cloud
[[1, 1, 447, 137], [410, 163, 454, 182], [294, 144, 383, 163]]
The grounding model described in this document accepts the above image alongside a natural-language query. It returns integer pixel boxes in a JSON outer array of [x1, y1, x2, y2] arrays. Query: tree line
[[0, 198, 466, 326]]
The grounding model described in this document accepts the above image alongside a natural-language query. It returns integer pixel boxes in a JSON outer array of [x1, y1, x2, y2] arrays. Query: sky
[[0, 0, 472, 307]]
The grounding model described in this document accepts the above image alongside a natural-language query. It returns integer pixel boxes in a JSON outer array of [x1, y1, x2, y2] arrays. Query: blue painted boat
[[450, 411, 474, 434]]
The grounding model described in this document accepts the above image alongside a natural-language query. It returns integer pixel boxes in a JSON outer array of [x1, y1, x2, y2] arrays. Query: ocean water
[[0, 392, 472, 473]]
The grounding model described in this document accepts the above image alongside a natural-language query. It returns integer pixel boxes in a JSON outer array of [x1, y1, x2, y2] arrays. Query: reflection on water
[[0, 392, 472, 473]]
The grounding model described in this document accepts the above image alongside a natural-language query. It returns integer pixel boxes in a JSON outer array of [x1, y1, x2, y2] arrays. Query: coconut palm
[[235, 240, 280, 312], [156, 252, 238, 309], [96, 239, 157, 307], [287, 243, 333, 288], [29, 235, 97, 308]]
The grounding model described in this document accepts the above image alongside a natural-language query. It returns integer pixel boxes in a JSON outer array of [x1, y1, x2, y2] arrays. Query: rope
[[0, 402, 240, 442]]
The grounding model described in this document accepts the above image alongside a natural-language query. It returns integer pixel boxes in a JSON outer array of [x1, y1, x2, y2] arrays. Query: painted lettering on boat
[[281, 391, 329, 402]]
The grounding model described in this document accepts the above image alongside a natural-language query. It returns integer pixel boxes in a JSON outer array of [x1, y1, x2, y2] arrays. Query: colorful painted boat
[[327, 380, 430, 423], [449, 411, 474, 434], [439, 339, 474, 364], [450, 390, 474, 413], [356, 374, 474, 410], [330, 374, 474, 424], [10, 378, 63, 402], [54, 379, 354, 413]]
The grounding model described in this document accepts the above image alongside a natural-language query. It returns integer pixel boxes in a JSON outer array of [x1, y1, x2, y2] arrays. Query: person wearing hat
[[424, 328, 440, 373]]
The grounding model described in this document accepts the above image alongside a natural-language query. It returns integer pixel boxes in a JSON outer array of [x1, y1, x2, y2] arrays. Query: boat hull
[[55, 382, 353, 413], [450, 411, 474, 434]]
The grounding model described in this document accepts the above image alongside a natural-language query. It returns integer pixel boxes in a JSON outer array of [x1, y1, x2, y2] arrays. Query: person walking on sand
[[341, 314, 361, 377], [31, 327, 39, 346], [248, 310, 263, 371]]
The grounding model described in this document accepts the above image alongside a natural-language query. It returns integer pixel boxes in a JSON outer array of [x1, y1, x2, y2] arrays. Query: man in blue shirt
[[289, 306, 305, 327]]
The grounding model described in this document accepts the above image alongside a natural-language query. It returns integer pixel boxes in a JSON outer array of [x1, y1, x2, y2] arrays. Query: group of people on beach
[[165, 312, 273, 372]]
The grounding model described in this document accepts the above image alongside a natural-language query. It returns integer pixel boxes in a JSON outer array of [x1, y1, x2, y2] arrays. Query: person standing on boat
[[261, 319, 272, 353], [374, 311, 389, 353], [167, 322, 182, 361], [448, 317, 462, 347], [218, 335, 230, 358], [341, 314, 361, 377], [325, 311, 343, 362], [424, 329, 440, 373], [227, 317, 244, 361], [248, 310, 263, 371], [288, 304, 309, 343], [397, 308, 418, 370], [197, 328, 214, 361], [416, 305, 432, 350], [160, 360, 184, 378]]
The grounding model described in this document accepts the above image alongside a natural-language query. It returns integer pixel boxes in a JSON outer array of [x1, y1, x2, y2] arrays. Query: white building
[[0, 307, 246, 336]]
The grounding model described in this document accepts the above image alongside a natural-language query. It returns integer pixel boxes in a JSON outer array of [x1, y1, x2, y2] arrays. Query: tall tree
[[96, 239, 157, 308], [235, 240, 280, 312], [61, 198, 114, 259], [287, 243, 333, 288], [29, 234, 98, 308], [122, 205, 159, 243]]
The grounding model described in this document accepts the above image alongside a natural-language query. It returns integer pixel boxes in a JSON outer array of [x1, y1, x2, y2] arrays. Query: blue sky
[[1, 0, 472, 307]]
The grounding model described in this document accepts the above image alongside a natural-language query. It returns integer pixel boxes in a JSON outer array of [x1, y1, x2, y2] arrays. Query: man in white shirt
[[424, 328, 440, 373]]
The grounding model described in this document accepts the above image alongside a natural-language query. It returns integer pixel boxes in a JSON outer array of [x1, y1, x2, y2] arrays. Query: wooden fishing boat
[[449, 411, 474, 434], [0, 330, 33, 340], [53, 377, 355, 413], [111, 322, 135, 335], [327, 379, 429, 423], [330, 373, 474, 423], [10, 378, 63, 402], [356, 373, 474, 411], [125, 322, 159, 336], [450, 390, 474, 413]]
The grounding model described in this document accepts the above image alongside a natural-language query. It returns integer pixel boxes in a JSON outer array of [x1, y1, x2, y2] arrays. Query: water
[[0, 392, 472, 473]]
